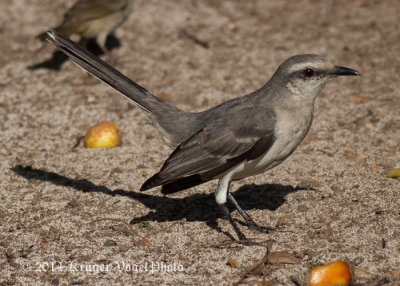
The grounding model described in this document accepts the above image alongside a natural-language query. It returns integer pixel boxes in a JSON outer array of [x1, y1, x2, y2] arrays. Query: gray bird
[[38, 0, 133, 56], [46, 31, 360, 240]]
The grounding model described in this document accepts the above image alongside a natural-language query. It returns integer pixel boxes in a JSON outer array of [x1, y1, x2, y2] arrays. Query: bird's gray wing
[[141, 106, 276, 191]]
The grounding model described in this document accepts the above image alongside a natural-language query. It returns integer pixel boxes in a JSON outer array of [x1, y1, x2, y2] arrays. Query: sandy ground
[[1, 0, 400, 285]]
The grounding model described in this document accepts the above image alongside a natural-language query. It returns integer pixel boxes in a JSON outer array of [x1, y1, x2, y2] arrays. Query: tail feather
[[140, 173, 208, 194], [46, 30, 172, 114], [160, 175, 207, 194], [140, 173, 163, 192]]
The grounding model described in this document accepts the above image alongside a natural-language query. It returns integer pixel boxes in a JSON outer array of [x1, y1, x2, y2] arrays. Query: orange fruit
[[309, 260, 352, 286]]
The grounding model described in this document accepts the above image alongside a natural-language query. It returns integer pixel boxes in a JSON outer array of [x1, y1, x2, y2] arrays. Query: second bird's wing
[[140, 105, 276, 192], [62, 0, 129, 25]]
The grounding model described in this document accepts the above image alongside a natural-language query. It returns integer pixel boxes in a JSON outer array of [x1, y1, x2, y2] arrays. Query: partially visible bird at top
[[37, 0, 133, 57]]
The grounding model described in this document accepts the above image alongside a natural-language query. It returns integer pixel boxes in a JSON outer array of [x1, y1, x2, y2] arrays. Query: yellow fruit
[[309, 260, 352, 286], [84, 121, 122, 148], [387, 168, 400, 178]]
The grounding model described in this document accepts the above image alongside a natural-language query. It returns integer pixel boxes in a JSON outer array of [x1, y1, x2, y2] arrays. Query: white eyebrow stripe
[[287, 63, 315, 73]]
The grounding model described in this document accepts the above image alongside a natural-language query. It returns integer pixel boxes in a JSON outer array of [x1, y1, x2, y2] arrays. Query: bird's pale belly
[[231, 114, 312, 180]]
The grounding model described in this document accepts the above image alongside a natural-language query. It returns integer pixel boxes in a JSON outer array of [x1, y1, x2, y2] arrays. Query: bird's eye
[[303, 68, 315, 78]]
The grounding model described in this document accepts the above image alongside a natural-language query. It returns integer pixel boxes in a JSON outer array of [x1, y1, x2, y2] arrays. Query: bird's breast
[[232, 108, 314, 180]]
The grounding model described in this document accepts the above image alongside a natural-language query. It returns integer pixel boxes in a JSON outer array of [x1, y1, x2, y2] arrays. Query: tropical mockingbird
[[46, 31, 360, 240]]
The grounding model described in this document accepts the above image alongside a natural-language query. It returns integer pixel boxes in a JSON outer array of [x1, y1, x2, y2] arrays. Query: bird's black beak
[[329, 66, 361, 77]]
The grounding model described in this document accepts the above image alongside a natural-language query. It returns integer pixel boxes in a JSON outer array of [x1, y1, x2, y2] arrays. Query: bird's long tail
[[46, 30, 179, 116]]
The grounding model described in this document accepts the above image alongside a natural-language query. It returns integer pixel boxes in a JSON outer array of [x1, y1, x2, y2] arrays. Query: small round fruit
[[84, 121, 122, 148], [309, 260, 352, 286]]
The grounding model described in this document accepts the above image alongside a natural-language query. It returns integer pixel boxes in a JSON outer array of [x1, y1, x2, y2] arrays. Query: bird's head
[[271, 54, 360, 100]]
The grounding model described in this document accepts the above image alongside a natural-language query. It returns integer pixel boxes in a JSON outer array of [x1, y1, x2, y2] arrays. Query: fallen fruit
[[387, 168, 400, 178], [309, 260, 352, 286], [84, 121, 122, 148]]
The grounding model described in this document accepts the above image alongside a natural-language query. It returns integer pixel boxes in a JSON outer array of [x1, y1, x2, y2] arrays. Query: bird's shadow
[[27, 34, 121, 70], [11, 165, 311, 237]]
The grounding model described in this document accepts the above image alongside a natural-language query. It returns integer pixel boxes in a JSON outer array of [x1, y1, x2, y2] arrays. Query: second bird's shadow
[[27, 35, 121, 70], [11, 165, 311, 236]]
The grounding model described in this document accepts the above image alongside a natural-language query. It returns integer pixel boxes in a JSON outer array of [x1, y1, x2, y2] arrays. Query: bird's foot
[[247, 222, 274, 234], [243, 218, 274, 234]]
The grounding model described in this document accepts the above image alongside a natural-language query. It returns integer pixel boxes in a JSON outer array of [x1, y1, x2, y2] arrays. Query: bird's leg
[[97, 32, 110, 55], [227, 192, 257, 226], [227, 192, 272, 233], [218, 203, 247, 240], [99, 42, 111, 58], [97, 32, 118, 65], [79, 37, 88, 49], [215, 174, 247, 240]]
